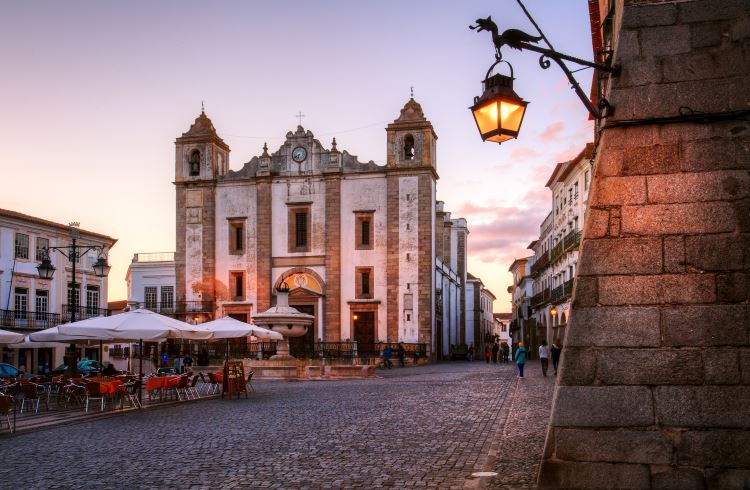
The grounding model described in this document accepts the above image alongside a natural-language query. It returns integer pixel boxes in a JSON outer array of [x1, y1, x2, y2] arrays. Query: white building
[[0, 209, 116, 373], [508, 256, 534, 353], [493, 312, 512, 347], [529, 144, 593, 346], [465, 273, 496, 357], [125, 252, 176, 314]]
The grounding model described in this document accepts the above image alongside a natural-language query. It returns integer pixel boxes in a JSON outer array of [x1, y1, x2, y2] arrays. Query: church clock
[[292, 146, 307, 163]]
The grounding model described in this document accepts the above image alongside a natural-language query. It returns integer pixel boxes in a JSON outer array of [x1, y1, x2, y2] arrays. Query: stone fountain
[[252, 283, 314, 360]]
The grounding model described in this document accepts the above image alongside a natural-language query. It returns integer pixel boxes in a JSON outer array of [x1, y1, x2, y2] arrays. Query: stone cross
[[296, 111, 305, 125]]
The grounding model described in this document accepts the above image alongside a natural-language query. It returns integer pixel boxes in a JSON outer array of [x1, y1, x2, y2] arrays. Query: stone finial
[[331, 137, 338, 151], [394, 97, 427, 123], [261, 142, 270, 157]]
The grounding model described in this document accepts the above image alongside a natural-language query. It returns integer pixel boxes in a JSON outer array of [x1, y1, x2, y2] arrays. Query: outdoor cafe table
[[86, 378, 125, 396], [145, 375, 181, 398]]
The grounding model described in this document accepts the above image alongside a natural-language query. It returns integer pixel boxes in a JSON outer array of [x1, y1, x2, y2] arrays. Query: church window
[[230, 271, 245, 301], [228, 219, 245, 254], [356, 267, 374, 299], [189, 150, 201, 176], [288, 206, 311, 252], [355, 212, 374, 250], [403, 134, 415, 160]]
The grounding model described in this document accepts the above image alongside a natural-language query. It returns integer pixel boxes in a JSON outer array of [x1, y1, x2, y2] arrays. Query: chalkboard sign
[[222, 360, 248, 399]]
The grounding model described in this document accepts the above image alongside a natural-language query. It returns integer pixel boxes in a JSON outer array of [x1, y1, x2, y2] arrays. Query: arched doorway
[[274, 269, 326, 357]]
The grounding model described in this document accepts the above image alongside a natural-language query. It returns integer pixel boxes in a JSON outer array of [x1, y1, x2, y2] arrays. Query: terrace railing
[[0, 310, 63, 330]]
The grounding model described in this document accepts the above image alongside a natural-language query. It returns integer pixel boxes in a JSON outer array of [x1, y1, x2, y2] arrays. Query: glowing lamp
[[352, 314, 359, 321], [550, 306, 558, 316], [470, 73, 528, 143]]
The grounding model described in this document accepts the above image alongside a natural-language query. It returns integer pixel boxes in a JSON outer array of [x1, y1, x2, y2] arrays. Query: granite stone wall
[[538, 0, 750, 488]]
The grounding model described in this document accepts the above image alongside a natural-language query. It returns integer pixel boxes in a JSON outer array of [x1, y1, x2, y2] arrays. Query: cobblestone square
[[0, 362, 554, 489]]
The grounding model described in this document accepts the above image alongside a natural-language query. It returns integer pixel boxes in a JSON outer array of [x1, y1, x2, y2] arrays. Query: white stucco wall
[[398, 176, 419, 342]]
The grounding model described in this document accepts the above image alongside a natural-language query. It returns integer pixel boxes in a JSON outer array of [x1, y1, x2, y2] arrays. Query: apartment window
[[574, 216, 579, 231], [574, 182, 579, 200], [584, 170, 590, 190], [144, 286, 158, 309], [161, 286, 174, 310], [228, 219, 245, 254], [15, 233, 29, 259], [355, 212, 374, 250], [355, 267, 374, 299], [67, 283, 81, 311], [35, 290, 48, 320], [288, 206, 311, 252], [86, 285, 100, 314], [35, 237, 49, 261], [14, 288, 28, 319], [230, 271, 245, 301]]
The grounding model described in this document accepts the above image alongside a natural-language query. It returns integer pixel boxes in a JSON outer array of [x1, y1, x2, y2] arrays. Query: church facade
[[172, 98, 484, 357]]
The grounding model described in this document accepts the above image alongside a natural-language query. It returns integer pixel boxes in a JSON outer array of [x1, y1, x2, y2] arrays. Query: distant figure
[[485, 345, 491, 363], [467, 343, 475, 362], [103, 363, 118, 376], [501, 343, 510, 363], [491, 342, 500, 364], [183, 354, 194, 370], [514, 342, 527, 378], [382, 347, 393, 369], [539, 340, 550, 377], [397, 342, 406, 367], [550, 341, 562, 375], [160, 353, 169, 367]]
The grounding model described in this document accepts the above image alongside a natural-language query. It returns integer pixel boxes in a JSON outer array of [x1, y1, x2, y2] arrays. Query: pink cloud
[[510, 146, 541, 160], [539, 121, 566, 140]]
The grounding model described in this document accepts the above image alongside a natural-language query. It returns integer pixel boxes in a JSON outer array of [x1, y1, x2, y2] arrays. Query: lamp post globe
[[470, 73, 528, 143], [550, 306, 558, 317], [92, 256, 111, 278]]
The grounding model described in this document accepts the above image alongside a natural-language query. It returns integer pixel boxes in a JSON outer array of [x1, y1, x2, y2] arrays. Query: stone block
[[603, 126, 655, 149], [704, 348, 740, 384], [662, 305, 749, 346], [565, 306, 660, 347], [551, 386, 654, 427], [622, 3, 677, 28], [741, 349, 750, 384], [614, 28, 641, 62], [598, 274, 715, 305], [650, 466, 705, 490], [679, 0, 750, 23], [591, 176, 647, 205], [572, 275, 598, 308], [621, 202, 737, 235], [681, 138, 739, 172], [663, 236, 685, 273], [555, 429, 672, 464], [735, 197, 750, 232], [619, 57, 662, 87], [621, 144, 679, 176], [686, 234, 749, 271], [647, 170, 749, 204], [662, 49, 746, 83], [706, 469, 750, 490], [655, 386, 750, 428], [579, 238, 661, 275], [690, 20, 730, 48], [538, 460, 650, 489], [597, 348, 703, 385], [597, 151, 624, 176], [641, 25, 691, 56], [717, 272, 749, 302], [557, 348, 597, 386], [585, 208, 610, 239], [678, 430, 750, 467]]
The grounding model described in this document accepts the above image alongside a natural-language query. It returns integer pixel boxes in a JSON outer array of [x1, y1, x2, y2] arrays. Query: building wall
[[539, 0, 750, 487]]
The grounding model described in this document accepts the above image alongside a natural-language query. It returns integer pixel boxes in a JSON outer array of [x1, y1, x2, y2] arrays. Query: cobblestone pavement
[[0, 361, 554, 489]]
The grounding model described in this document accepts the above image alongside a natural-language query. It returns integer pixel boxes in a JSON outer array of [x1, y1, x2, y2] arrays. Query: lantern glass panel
[[500, 100, 525, 132], [473, 100, 499, 134]]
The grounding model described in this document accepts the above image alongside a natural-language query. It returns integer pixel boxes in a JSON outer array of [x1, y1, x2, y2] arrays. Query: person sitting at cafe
[[102, 363, 118, 375]]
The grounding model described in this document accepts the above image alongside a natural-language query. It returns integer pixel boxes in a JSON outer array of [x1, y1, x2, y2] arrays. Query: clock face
[[292, 146, 307, 163]]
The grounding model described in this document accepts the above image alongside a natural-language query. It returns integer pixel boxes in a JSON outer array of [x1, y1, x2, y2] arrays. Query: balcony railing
[[563, 230, 582, 253], [550, 279, 575, 304], [60, 305, 111, 322], [0, 310, 63, 330], [531, 252, 550, 276], [531, 289, 550, 308]]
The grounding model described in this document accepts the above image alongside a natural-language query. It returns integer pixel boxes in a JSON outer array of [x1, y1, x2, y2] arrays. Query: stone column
[[539, 1, 750, 488], [386, 174, 400, 342], [324, 175, 341, 341], [255, 179, 272, 313]]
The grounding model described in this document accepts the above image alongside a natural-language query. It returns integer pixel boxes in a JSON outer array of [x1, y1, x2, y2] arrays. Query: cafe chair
[[175, 375, 190, 401], [206, 373, 221, 395], [123, 380, 142, 409], [186, 375, 201, 400], [245, 371, 255, 392], [20, 383, 47, 414], [84, 382, 106, 412], [0, 395, 16, 434]]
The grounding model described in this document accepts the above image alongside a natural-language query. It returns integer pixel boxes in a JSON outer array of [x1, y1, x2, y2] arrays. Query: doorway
[[353, 311, 375, 346], [228, 313, 248, 323], [288, 304, 315, 357]]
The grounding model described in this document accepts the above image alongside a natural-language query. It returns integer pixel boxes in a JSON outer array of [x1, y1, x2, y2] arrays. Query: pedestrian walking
[[514, 342, 527, 378], [501, 343, 510, 363], [491, 342, 499, 364], [382, 346, 393, 369], [550, 341, 561, 375], [397, 342, 406, 367], [539, 340, 550, 377], [467, 343, 474, 362], [485, 345, 491, 363]]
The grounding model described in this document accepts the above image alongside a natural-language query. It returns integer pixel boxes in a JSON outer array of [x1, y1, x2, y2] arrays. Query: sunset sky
[[0, 0, 594, 310]]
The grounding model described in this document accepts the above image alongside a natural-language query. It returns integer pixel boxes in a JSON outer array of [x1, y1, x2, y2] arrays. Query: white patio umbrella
[[29, 325, 102, 344], [200, 316, 283, 340], [199, 316, 282, 361], [8, 335, 69, 349], [0, 328, 25, 344]]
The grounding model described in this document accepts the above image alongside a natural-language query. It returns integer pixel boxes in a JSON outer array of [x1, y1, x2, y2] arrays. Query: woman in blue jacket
[[514, 342, 527, 378]]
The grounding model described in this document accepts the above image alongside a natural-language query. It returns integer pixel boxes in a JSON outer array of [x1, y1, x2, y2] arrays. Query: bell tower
[[385, 97, 438, 169], [174, 110, 229, 322]]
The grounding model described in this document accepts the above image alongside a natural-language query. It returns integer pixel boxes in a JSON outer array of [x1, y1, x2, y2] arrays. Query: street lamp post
[[36, 223, 111, 377]]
